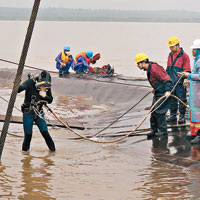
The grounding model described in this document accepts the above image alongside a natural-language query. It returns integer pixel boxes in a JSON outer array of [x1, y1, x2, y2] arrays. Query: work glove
[[60, 62, 66, 67], [91, 60, 96, 64], [91, 53, 101, 64], [89, 66, 95, 73], [177, 71, 190, 78], [39, 90, 47, 98], [183, 79, 190, 88], [182, 72, 190, 78], [165, 91, 171, 98]]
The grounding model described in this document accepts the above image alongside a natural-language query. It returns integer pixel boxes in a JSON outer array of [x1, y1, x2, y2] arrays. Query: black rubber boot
[[191, 135, 200, 144], [147, 131, 157, 139], [155, 131, 168, 137], [63, 72, 70, 78], [191, 130, 200, 144], [178, 113, 186, 124], [59, 73, 63, 77], [166, 116, 177, 124], [166, 111, 177, 125], [186, 132, 196, 140], [22, 134, 32, 151]]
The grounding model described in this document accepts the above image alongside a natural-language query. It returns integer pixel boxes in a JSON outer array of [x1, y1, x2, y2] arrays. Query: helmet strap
[[195, 49, 200, 55], [141, 62, 145, 71]]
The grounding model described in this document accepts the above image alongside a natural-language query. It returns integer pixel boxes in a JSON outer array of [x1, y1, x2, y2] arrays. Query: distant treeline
[[0, 7, 200, 22]]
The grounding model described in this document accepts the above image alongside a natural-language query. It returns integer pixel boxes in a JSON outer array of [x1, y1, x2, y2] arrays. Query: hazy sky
[[0, 0, 200, 11]]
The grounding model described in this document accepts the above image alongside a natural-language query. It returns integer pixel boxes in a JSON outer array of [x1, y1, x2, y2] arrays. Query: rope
[[1, 94, 189, 141], [171, 94, 188, 108], [90, 74, 184, 138], [45, 94, 188, 144], [45, 96, 163, 143], [0, 96, 21, 112], [0, 0, 41, 160], [0, 58, 57, 74], [0, 95, 76, 131], [151, 75, 183, 114], [0, 130, 23, 138], [74, 74, 151, 88], [0, 58, 151, 88], [100, 123, 190, 136], [91, 91, 151, 137]]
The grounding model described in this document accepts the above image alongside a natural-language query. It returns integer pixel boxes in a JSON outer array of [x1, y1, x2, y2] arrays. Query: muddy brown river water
[[0, 69, 200, 200]]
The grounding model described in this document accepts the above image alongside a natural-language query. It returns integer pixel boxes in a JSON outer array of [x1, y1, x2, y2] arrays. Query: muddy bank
[[0, 68, 152, 130]]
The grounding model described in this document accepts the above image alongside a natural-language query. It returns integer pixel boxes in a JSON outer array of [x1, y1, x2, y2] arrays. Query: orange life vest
[[75, 52, 91, 63]]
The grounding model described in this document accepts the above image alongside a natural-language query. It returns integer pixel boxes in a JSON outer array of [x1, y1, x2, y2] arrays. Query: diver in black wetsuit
[[18, 70, 55, 152]]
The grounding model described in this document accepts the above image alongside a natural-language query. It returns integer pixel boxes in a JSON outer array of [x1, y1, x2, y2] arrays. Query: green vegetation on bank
[[0, 7, 200, 22]]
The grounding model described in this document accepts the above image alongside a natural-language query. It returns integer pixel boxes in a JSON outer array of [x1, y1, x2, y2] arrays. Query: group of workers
[[55, 46, 97, 77], [135, 37, 200, 145], [17, 36, 200, 153]]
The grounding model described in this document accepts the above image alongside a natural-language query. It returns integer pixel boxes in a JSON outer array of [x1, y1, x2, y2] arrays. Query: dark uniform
[[166, 48, 191, 124], [147, 62, 173, 136]]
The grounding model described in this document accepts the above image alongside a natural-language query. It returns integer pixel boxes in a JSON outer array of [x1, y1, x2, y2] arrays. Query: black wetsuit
[[18, 78, 55, 152]]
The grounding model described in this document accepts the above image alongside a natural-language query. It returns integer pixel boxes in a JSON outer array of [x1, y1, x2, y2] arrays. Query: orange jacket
[[75, 52, 91, 63]]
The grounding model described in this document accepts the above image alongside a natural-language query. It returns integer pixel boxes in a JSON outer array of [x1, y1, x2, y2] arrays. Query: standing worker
[[181, 39, 200, 144], [55, 46, 74, 77], [166, 36, 191, 125], [73, 51, 96, 73], [18, 70, 55, 152], [135, 53, 173, 138]]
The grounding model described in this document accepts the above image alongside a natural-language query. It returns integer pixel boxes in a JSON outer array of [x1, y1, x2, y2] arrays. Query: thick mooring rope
[[92, 91, 151, 137], [46, 94, 188, 144]]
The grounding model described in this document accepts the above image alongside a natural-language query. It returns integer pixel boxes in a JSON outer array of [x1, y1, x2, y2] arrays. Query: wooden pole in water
[[0, 0, 41, 160]]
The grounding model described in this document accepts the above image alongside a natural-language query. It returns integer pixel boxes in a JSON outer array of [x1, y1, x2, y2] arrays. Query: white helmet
[[190, 39, 200, 49]]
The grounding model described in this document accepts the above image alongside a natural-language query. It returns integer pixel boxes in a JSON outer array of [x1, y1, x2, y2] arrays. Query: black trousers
[[150, 112, 167, 133], [170, 84, 187, 115]]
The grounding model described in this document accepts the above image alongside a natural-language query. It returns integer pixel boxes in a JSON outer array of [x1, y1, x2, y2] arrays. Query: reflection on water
[[168, 132, 191, 158], [188, 144, 200, 199], [133, 134, 199, 200], [0, 164, 15, 199], [191, 145, 200, 161], [1, 72, 200, 199], [18, 153, 55, 200]]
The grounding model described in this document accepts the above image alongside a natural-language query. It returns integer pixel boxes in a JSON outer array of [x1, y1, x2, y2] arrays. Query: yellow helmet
[[168, 36, 180, 47], [135, 53, 148, 64]]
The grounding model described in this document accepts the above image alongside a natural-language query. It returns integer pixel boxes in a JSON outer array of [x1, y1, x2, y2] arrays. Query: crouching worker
[[73, 51, 97, 73], [55, 45, 74, 77], [18, 70, 55, 152], [135, 53, 173, 139]]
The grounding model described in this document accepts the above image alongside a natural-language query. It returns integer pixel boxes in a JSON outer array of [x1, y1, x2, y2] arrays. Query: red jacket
[[167, 48, 191, 72]]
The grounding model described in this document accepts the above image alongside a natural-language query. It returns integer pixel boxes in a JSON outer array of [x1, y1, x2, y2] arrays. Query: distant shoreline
[[0, 7, 200, 23], [1, 19, 200, 24]]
